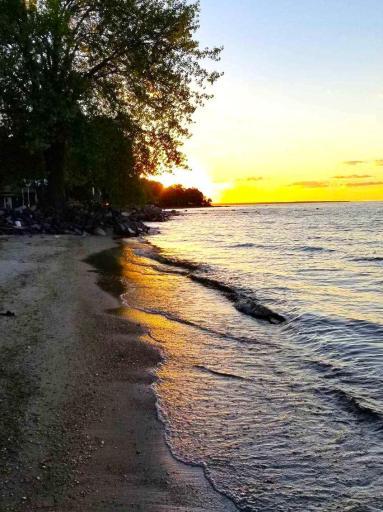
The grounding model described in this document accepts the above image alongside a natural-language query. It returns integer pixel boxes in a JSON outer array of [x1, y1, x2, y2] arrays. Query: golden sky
[[156, 1, 383, 204]]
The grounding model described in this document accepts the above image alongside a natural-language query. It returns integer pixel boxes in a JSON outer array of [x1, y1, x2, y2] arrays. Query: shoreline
[[0, 235, 237, 511]]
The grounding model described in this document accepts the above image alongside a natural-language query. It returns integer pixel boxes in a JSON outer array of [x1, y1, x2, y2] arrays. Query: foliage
[[143, 179, 211, 207], [141, 178, 165, 203], [0, 129, 44, 188], [66, 115, 143, 207], [0, 0, 221, 206]]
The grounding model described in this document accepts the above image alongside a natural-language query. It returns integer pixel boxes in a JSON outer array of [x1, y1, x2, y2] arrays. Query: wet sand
[[0, 235, 237, 512]]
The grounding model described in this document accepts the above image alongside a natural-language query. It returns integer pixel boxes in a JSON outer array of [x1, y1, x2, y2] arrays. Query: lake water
[[120, 202, 383, 511]]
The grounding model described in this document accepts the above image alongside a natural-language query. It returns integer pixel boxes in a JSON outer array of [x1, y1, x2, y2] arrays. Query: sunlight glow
[[155, 159, 220, 201], [152, 1, 383, 204]]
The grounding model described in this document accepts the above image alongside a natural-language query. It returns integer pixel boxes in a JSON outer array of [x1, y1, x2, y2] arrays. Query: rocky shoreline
[[0, 203, 177, 237]]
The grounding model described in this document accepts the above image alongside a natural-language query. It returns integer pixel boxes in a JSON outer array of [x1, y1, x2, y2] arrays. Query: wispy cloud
[[341, 159, 383, 166], [290, 181, 329, 188], [346, 181, 383, 187], [333, 174, 372, 179], [343, 160, 367, 166], [237, 176, 264, 183]]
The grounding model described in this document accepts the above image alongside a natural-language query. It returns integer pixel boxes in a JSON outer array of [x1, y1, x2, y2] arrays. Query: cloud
[[237, 176, 264, 182], [343, 160, 367, 166], [290, 181, 330, 188], [346, 181, 383, 187], [333, 174, 372, 179], [341, 159, 383, 167]]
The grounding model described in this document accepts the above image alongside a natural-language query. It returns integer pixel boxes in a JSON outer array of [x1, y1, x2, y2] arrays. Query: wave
[[121, 296, 277, 346], [154, 254, 204, 271], [189, 275, 286, 324], [318, 387, 383, 428], [305, 358, 350, 378], [149, 252, 207, 271], [188, 274, 236, 295], [134, 245, 206, 272], [133, 243, 286, 325], [297, 246, 335, 253], [153, 396, 241, 512], [127, 258, 189, 277], [194, 365, 250, 382], [297, 267, 341, 273], [298, 312, 383, 337], [352, 256, 383, 263], [235, 297, 286, 324], [228, 243, 256, 248]]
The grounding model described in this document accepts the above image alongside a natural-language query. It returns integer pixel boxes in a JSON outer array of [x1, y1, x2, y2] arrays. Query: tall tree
[[66, 115, 140, 206], [0, 0, 221, 207]]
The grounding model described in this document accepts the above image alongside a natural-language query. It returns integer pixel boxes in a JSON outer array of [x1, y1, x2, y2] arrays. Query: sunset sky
[[157, 0, 383, 204]]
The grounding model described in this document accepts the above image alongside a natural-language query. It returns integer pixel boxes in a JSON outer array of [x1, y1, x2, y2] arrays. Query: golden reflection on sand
[[115, 241, 241, 420]]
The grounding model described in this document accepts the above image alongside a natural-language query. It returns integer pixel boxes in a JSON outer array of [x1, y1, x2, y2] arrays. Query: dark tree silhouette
[[0, 0, 221, 208], [155, 183, 211, 207]]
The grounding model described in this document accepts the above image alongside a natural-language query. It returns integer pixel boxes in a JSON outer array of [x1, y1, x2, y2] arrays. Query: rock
[[0, 203, 175, 237], [1, 311, 16, 317], [94, 227, 106, 236]]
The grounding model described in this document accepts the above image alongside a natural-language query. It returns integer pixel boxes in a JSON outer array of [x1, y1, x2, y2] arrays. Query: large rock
[[0, 203, 174, 237], [94, 227, 107, 236]]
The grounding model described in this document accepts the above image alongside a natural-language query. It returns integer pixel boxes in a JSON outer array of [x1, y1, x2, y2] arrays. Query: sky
[[157, 0, 383, 203]]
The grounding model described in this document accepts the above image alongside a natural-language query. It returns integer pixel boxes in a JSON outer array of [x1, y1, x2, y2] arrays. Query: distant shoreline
[[213, 200, 354, 206]]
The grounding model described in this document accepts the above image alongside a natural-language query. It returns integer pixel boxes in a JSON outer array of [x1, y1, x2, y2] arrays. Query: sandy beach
[[0, 235, 237, 512]]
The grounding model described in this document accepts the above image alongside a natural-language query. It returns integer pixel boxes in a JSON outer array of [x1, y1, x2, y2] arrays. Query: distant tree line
[[142, 180, 211, 207], [0, 0, 221, 209]]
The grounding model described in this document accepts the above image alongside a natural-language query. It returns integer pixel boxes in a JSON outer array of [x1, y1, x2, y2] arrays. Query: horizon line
[[212, 199, 383, 206]]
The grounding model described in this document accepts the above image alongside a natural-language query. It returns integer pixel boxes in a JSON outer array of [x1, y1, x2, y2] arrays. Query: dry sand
[[0, 235, 237, 512]]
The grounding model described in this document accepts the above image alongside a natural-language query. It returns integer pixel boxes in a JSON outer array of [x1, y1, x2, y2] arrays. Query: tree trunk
[[45, 137, 67, 210]]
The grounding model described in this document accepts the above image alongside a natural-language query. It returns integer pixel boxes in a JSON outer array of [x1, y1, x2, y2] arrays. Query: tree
[[0, 128, 44, 188], [141, 178, 165, 204], [66, 115, 140, 206], [157, 183, 211, 207], [0, 0, 221, 208]]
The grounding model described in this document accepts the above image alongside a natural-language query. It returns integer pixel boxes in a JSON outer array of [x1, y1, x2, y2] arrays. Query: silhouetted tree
[[0, 128, 45, 190], [141, 178, 165, 204], [157, 183, 211, 207], [0, 0, 221, 208], [66, 115, 139, 207]]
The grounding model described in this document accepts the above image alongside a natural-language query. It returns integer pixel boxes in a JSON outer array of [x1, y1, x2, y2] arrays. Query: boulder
[[0, 203, 176, 237], [94, 227, 106, 236]]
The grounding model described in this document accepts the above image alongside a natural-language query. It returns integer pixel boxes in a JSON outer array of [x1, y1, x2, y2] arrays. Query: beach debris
[[0, 203, 177, 237]]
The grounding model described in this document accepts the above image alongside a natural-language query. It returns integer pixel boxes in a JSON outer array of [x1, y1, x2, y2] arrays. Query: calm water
[[121, 202, 383, 511]]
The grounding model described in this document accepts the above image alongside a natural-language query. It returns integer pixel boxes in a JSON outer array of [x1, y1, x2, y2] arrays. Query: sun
[[154, 159, 218, 201]]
